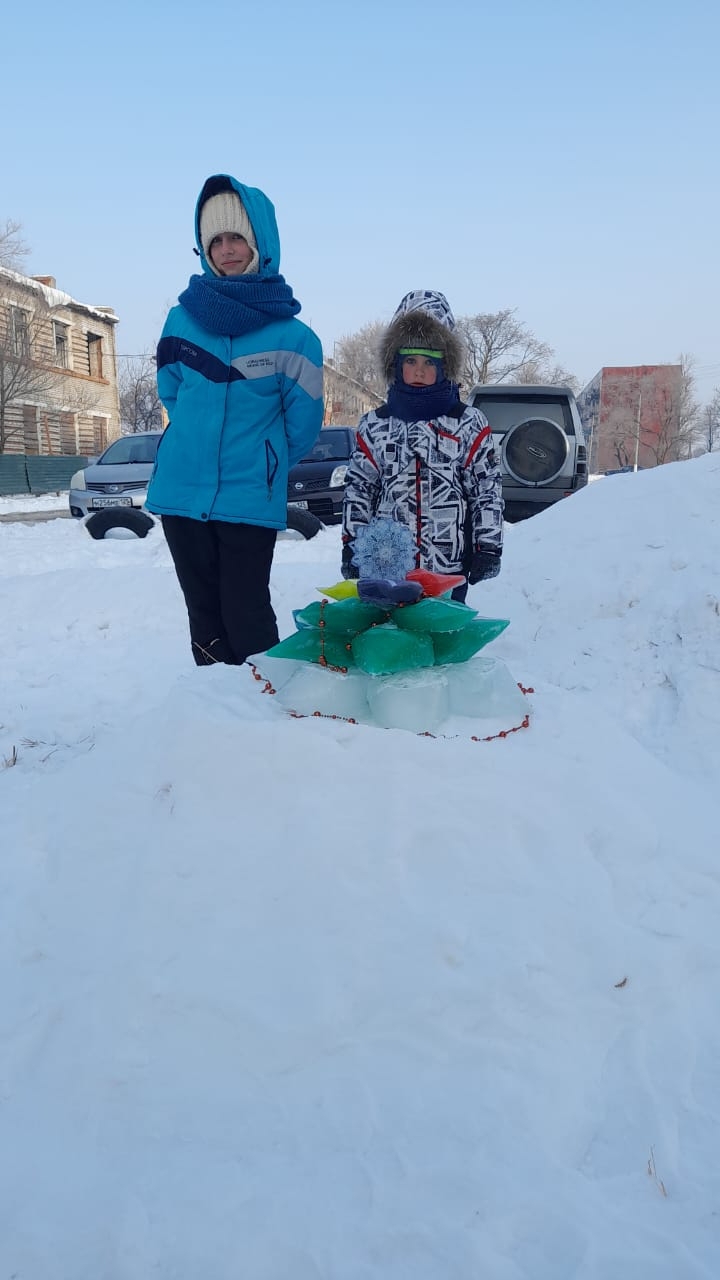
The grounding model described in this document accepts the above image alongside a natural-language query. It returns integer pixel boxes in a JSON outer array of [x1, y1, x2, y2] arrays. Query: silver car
[[69, 432, 162, 518], [467, 384, 588, 522]]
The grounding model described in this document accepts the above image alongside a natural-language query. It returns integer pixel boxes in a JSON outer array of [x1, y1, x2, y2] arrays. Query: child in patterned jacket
[[341, 290, 503, 601]]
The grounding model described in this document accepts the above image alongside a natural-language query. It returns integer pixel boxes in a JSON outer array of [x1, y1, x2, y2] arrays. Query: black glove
[[341, 543, 359, 580], [468, 549, 501, 585]]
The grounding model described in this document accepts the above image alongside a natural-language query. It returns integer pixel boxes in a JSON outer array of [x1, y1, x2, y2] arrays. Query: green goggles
[[398, 347, 444, 359]]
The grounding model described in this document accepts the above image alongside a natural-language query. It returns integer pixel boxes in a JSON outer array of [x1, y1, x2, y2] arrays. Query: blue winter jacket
[[145, 176, 323, 528]]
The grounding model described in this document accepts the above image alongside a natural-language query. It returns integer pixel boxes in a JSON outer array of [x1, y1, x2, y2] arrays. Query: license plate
[[288, 500, 308, 509], [92, 496, 133, 508]]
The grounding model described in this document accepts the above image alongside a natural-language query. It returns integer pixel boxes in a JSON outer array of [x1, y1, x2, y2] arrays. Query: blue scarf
[[178, 272, 301, 336], [386, 377, 460, 423]]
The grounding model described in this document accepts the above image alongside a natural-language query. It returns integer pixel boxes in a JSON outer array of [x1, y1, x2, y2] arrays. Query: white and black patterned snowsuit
[[342, 401, 503, 576]]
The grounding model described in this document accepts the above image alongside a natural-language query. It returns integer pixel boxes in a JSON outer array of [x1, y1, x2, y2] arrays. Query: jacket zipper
[[415, 455, 422, 566]]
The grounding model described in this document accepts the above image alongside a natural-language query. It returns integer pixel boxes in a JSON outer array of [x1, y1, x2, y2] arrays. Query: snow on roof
[[0, 265, 118, 324]]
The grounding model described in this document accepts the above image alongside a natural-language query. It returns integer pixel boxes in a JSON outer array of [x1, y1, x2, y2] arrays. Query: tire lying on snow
[[85, 508, 156, 539], [85, 505, 321, 541], [285, 506, 324, 539]]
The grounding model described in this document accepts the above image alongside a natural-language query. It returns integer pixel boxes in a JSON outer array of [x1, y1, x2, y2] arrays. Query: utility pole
[[633, 389, 642, 472]]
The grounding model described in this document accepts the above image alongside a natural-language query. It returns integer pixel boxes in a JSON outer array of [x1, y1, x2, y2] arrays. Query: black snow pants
[[161, 515, 280, 666]]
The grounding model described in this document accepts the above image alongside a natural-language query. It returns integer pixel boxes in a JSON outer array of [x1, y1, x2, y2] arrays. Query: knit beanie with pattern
[[199, 190, 259, 275]]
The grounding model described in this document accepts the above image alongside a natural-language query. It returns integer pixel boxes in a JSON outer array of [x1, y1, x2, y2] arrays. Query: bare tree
[[118, 353, 163, 433], [602, 358, 701, 471], [678, 354, 702, 458], [0, 283, 59, 451], [698, 388, 720, 454], [603, 381, 647, 470], [455, 309, 566, 389], [0, 219, 30, 272], [609, 430, 634, 470], [334, 309, 576, 397], [331, 320, 388, 398], [514, 359, 580, 393], [644, 354, 700, 465]]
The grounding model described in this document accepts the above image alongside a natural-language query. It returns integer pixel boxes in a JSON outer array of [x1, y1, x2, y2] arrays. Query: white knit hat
[[199, 190, 259, 275]]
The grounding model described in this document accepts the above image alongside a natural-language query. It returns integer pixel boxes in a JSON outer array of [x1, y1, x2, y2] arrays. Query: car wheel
[[85, 508, 156, 540], [286, 507, 324, 539]]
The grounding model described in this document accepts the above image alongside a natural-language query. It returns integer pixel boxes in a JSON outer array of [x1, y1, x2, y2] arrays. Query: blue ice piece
[[357, 578, 423, 609]]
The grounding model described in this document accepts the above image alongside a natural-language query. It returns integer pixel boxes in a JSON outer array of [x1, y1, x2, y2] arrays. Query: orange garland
[[316, 597, 351, 672]]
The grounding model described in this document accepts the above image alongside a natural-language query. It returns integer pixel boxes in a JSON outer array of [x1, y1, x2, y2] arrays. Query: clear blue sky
[[5, 0, 719, 402]]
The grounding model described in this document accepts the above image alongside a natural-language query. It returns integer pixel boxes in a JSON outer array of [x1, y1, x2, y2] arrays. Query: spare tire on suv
[[467, 383, 588, 523]]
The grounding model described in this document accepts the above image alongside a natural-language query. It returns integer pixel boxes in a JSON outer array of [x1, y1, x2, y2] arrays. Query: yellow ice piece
[[317, 580, 359, 600]]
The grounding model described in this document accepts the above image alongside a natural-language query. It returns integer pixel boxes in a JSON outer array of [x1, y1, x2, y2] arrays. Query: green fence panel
[[0, 456, 30, 497], [25, 456, 88, 494]]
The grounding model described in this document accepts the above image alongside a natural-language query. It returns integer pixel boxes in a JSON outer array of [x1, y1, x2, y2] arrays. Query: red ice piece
[[406, 568, 467, 597]]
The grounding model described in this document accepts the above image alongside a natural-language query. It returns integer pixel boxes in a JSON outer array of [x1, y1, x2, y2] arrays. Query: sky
[[2, 455, 720, 1276], [3, 0, 720, 405]]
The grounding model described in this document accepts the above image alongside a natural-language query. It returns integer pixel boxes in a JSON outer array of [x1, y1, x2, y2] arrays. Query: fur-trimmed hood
[[380, 290, 465, 385]]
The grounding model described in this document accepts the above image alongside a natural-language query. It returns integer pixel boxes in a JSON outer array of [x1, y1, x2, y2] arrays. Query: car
[[69, 431, 162, 518], [69, 428, 347, 537], [467, 384, 588, 522], [287, 425, 356, 525]]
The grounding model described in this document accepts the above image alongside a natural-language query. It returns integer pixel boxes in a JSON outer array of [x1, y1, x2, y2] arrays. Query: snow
[[0, 492, 69, 514], [1, 456, 720, 1278]]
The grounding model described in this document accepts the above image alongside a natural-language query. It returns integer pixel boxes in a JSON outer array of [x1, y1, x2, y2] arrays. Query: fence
[[0, 455, 88, 497]]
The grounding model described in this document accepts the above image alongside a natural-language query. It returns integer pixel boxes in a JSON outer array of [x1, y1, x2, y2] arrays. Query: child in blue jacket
[[146, 173, 323, 665]]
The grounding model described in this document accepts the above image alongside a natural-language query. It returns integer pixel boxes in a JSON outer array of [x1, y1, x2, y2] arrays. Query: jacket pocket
[[265, 440, 280, 497], [150, 423, 171, 480]]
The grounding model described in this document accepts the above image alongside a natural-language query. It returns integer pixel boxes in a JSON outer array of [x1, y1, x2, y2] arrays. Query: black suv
[[287, 426, 356, 525], [468, 384, 588, 522]]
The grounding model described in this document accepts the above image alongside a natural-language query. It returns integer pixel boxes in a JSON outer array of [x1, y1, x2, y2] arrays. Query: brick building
[[577, 364, 683, 474]]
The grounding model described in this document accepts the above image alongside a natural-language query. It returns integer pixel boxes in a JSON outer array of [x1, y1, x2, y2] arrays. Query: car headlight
[[70, 470, 87, 490], [329, 465, 348, 488]]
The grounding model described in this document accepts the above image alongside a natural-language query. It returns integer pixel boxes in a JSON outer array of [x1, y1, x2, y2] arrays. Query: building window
[[53, 321, 69, 368], [12, 308, 29, 356], [87, 333, 103, 378]]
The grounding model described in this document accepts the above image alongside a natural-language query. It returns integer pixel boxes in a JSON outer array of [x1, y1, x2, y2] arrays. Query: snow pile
[[1, 454, 719, 1278]]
